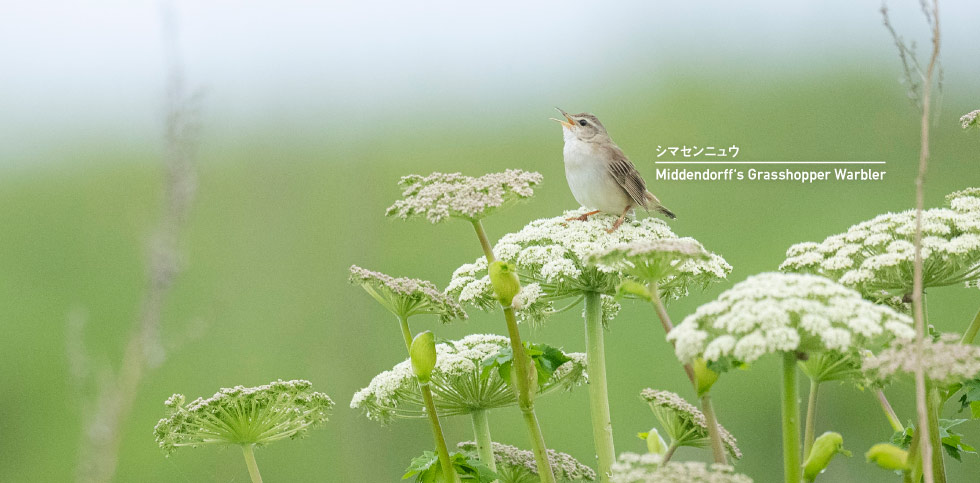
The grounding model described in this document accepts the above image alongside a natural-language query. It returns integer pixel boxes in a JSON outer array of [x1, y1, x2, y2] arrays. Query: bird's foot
[[566, 210, 601, 222], [606, 206, 630, 233]]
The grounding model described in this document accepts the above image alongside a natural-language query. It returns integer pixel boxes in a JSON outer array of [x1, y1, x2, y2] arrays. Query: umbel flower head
[[351, 334, 586, 422], [448, 208, 731, 323], [962, 110, 980, 130], [609, 454, 752, 483], [667, 273, 914, 367], [863, 333, 980, 386], [386, 170, 543, 223], [589, 238, 730, 290], [349, 265, 466, 323], [640, 389, 741, 459], [153, 379, 333, 455], [780, 187, 980, 298], [457, 441, 597, 482]]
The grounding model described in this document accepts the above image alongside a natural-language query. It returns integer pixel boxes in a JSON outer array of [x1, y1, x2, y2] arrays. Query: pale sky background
[[1, 1, 978, 166]]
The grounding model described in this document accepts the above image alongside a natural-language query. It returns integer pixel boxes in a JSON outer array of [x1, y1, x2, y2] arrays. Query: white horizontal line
[[654, 161, 887, 165]]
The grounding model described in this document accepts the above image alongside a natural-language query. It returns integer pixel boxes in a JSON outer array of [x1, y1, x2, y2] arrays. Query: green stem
[[701, 394, 728, 464], [662, 443, 679, 464], [470, 219, 556, 483], [421, 383, 459, 483], [584, 291, 615, 482], [398, 314, 413, 354], [648, 281, 725, 463], [923, 293, 945, 483], [648, 281, 694, 382], [960, 306, 980, 345], [241, 444, 263, 483], [907, 428, 922, 483], [503, 306, 556, 483], [803, 380, 819, 461], [471, 409, 497, 473], [875, 389, 904, 433], [472, 220, 496, 262], [925, 383, 946, 483], [782, 352, 802, 483]]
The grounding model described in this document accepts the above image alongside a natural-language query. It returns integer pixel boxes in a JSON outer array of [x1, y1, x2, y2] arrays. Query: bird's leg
[[566, 210, 601, 222], [606, 205, 631, 233]]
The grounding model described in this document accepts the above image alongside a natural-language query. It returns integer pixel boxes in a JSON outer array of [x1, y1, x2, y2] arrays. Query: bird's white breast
[[562, 132, 631, 214]]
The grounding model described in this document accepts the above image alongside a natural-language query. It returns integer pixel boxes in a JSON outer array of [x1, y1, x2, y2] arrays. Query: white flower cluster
[[863, 333, 980, 385], [590, 237, 731, 296], [640, 389, 741, 459], [962, 110, 980, 130], [610, 454, 752, 483], [668, 273, 914, 366], [154, 379, 333, 454], [385, 170, 542, 223], [457, 441, 597, 482], [350, 265, 466, 323], [780, 188, 980, 297], [448, 209, 731, 323], [351, 334, 586, 422]]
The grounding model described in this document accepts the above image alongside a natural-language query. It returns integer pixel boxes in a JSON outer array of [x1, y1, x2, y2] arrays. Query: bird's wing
[[603, 144, 649, 209]]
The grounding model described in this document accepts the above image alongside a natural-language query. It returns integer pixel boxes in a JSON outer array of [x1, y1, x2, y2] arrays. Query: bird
[[551, 108, 676, 233]]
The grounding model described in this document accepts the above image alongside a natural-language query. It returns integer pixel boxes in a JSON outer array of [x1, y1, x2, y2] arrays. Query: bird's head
[[550, 108, 609, 143]]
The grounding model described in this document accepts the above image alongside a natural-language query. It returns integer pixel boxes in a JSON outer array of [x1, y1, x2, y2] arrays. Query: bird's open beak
[[549, 107, 573, 128]]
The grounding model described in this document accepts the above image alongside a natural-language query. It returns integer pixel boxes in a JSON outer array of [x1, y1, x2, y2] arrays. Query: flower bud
[[865, 443, 909, 472], [693, 358, 719, 397], [616, 280, 652, 301], [489, 261, 521, 306], [639, 428, 668, 456], [410, 331, 437, 384], [803, 432, 850, 481]]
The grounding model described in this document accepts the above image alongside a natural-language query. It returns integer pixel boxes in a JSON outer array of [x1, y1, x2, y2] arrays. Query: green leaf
[[404, 450, 499, 482], [955, 377, 980, 417], [403, 451, 439, 479], [450, 452, 498, 482], [706, 357, 745, 375], [481, 342, 571, 389], [894, 420, 978, 462]]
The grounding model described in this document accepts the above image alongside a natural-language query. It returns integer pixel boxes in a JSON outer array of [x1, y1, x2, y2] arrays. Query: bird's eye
[[578, 119, 587, 126]]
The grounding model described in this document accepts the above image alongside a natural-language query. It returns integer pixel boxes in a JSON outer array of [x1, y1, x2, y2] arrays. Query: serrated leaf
[[480, 341, 571, 390], [403, 451, 439, 479], [897, 420, 978, 462], [404, 451, 499, 483]]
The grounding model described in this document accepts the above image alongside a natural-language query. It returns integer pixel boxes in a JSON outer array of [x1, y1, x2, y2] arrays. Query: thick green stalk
[[398, 314, 413, 353], [421, 383, 459, 483], [701, 394, 728, 464], [925, 383, 946, 483], [584, 291, 615, 482], [471, 409, 497, 473], [803, 380, 819, 460], [782, 352, 802, 483], [960, 306, 980, 345], [906, 427, 923, 483], [471, 220, 556, 483], [241, 444, 263, 483]]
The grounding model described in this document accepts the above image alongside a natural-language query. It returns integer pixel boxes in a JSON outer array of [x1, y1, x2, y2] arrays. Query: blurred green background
[[2, 1, 979, 482]]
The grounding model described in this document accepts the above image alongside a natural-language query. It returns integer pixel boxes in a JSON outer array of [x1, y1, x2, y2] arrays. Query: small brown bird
[[551, 108, 676, 233]]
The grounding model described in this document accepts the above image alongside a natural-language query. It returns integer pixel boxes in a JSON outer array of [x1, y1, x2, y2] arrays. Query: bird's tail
[[657, 205, 677, 219], [643, 191, 677, 219]]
